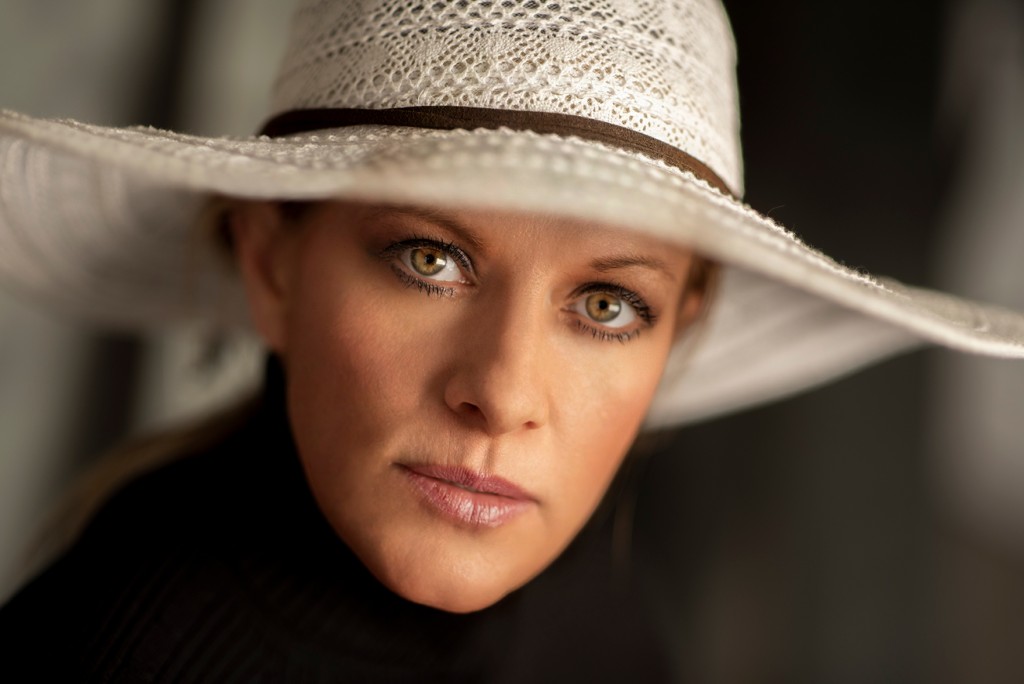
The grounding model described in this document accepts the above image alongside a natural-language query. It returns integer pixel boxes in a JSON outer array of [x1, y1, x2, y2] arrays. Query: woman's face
[[232, 201, 700, 613]]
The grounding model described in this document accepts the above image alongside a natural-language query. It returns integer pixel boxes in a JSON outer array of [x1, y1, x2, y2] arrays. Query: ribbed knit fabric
[[0, 360, 672, 682]]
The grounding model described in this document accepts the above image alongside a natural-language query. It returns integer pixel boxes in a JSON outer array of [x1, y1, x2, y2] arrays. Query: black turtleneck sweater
[[0, 361, 673, 682]]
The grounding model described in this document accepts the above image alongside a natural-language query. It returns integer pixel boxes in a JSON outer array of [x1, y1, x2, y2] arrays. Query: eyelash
[[393, 270, 456, 297], [379, 235, 471, 298], [379, 236, 657, 342], [571, 282, 657, 343]]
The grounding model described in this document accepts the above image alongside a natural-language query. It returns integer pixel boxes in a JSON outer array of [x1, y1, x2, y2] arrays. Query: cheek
[[276, 239, 420, 502], [285, 304, 440, 501], [282, 232, 434, 430], [550, 354, 665, 526]]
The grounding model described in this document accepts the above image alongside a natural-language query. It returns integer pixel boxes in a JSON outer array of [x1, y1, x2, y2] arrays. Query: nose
[[443, 291, 551, 436]]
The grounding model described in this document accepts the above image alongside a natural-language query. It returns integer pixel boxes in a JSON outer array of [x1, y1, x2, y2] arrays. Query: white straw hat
[[1, 0, 1022, 427]]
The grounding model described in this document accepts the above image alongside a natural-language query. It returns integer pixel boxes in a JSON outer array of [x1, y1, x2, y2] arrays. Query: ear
[[227, 201, 298, 353]]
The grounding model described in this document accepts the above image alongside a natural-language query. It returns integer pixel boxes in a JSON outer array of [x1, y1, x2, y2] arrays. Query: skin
[[229, 200, 703, 613]]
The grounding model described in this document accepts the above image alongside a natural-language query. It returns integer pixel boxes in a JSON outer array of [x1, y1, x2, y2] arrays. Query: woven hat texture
[[1, 0, 1023, 427], [271, 0, 742, 193]]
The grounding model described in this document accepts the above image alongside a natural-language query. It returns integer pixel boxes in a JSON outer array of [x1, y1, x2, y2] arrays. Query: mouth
[[398, 463, 537, 528]]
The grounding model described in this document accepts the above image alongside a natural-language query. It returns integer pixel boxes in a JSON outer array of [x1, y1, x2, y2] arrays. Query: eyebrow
[[589, 254, 680, 283], [367, 205, 486, 253]]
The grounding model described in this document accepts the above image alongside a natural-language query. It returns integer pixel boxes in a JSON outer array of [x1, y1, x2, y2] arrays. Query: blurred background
[[0, 0, 1021, 681]]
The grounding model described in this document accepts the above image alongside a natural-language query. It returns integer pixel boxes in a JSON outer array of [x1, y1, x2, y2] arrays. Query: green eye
[[410, 247, 447, 276], [585, 293, 622, 322]]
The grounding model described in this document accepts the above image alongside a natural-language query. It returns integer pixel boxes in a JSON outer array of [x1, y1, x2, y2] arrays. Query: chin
[[361, 539, 528, 614], [401, 583, 511, 614], [387, 561, 521, 614]]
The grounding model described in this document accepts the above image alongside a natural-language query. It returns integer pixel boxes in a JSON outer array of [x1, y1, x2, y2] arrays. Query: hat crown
[[270, 0, 743, 195]]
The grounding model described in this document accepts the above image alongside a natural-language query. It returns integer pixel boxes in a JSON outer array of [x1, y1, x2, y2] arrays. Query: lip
[[399, 464, 537, 528]]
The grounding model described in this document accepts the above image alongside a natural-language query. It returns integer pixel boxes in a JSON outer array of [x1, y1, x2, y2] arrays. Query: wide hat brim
[[3, 110, 1023, 427]]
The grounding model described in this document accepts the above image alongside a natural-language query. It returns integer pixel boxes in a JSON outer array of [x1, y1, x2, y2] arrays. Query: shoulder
[[0, 416, 272, 677], [91, 439, 238, 533]]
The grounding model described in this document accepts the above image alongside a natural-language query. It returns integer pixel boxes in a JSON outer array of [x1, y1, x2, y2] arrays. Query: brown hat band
[[259, 106, 734, 197]]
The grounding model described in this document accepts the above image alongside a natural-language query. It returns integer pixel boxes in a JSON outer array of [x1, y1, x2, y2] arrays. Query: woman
[[225, 198, 711, 615], [1, 0, 1022, 680]]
